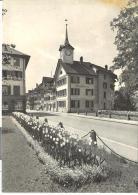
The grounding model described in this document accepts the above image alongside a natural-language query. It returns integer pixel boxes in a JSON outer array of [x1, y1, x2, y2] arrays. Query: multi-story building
[[53, 24, 117, 113], [26, 77, 55, 111], [2, 44, 30, 113]]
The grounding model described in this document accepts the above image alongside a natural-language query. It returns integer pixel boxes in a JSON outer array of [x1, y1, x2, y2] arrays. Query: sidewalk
[[2, 116, 64, 192], [27, 110, 138, 126]]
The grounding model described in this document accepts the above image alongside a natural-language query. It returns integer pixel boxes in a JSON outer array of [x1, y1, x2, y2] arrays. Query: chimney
[[105, 65, 108, 70], [11, 44, 16, 48], [36, 83, 39, 88], [80, 56, 83, 64]]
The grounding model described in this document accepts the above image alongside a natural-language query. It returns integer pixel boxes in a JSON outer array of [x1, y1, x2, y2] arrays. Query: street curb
[[69, 114, 138, 126], [26, 110, 138, 126]]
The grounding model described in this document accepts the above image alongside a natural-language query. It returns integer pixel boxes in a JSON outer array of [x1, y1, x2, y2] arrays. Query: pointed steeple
[[59, 19, 74, 51], [65, 23, 69, 45]]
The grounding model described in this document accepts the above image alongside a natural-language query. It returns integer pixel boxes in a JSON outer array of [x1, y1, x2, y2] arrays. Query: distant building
[[26, 77, 55, 111], [2, 44, 30, 113], [27, 24, 117, 113]]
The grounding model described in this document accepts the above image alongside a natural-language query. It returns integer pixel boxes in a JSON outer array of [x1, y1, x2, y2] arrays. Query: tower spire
[[65, 19, 69, 45]]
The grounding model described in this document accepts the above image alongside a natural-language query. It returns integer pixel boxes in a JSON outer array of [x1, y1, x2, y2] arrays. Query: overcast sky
[[3, 0, 128, 91]]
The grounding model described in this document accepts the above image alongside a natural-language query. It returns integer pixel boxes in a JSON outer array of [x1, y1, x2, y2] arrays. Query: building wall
[[98, 72, 115, 110], [55, 65, 68, 112], [54, 67, 115, 113], [68, 75, 97, 112], [2, 55, 26, 113]]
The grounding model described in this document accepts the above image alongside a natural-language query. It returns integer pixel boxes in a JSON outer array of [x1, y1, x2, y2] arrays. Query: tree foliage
[[110, 0, 138, 92], [114, 87, 136, 111]]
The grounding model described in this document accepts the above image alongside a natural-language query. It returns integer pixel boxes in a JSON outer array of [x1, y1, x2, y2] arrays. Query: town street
[[29, 111, 138, 162]]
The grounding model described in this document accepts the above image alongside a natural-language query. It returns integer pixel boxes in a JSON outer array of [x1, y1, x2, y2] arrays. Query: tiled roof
[[56, 59, 117, 78], [2, 44, 30, 68], [42, 77, 54, 84]]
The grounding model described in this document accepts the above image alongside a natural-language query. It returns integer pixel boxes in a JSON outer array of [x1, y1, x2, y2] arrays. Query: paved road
[[30, 112, 138, 162], [2, 116, 66, 192]]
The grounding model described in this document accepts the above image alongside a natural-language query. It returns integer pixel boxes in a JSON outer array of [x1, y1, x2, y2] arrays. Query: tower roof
[[59, 21, 74, 51], [64, 24, 70, 45]]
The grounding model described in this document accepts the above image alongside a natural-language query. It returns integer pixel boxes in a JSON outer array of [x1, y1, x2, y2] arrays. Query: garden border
[[11, 116, 108, 188]]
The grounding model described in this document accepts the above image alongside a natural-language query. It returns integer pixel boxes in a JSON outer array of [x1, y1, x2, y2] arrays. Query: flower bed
[[12, 112, 109, 187]]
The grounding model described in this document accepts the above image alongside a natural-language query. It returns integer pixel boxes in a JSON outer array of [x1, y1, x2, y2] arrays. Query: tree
[[110, 0, 138, 93], [114, 87, 136, 111]]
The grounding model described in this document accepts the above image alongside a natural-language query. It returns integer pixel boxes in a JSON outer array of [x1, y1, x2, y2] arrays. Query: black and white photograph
[[1, 0, 138, 193]]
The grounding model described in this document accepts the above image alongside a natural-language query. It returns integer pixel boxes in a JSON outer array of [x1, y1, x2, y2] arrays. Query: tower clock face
[[65, 49, 72, 56]]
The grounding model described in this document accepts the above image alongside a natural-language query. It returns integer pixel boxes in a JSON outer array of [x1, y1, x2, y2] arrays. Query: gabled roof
[[2, 44, 30, 68], [54, 59, 117, 79], [42, 77, 54, 84]]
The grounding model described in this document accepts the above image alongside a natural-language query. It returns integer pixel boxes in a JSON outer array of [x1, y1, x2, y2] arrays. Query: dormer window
[[60, 70, 62, 75]]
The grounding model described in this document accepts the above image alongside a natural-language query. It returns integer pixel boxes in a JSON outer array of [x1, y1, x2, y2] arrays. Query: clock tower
[[59, 22, 74, 64]]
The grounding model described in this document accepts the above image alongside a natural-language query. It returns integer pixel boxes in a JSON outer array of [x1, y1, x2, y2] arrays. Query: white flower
[[53, 138, 55, 141], [56, 138, 59, 141], [78, 149, 81, 152]]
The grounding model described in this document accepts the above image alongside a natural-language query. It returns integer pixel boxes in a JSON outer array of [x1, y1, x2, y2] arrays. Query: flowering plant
[[13, 112, 104, 168]]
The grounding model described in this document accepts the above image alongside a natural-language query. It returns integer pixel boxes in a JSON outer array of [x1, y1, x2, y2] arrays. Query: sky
[[3, 0, 128, 91]]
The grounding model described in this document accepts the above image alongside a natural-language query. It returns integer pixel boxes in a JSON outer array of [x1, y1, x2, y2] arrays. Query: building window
[[86, 89, 93, 96], [104, 74, 106, 79], [71, 76, 80, 83], [71, 88, 80, 95], [2, 85, 11, 95], [104, 91, 106, 99], [85, 100, 93, 108], [86, 77, 93, 84], [13, 71, 23, 80], [2, 70, 23, 80], [57, 89, 66, 97], [71, 100, 80, 108], [2, 70, 7, 79], [13, 86, 20, 96], [110, 84, 114, 90], [58, 101, 66, 107], [13, 57, 20, 66], [57, 78, 66, 86], [2, 102, 9, 110], [103, 82, 107, 89]]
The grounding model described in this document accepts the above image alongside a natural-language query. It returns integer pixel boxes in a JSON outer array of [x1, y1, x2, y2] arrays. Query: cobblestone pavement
[[2, 116, 66, 192]]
